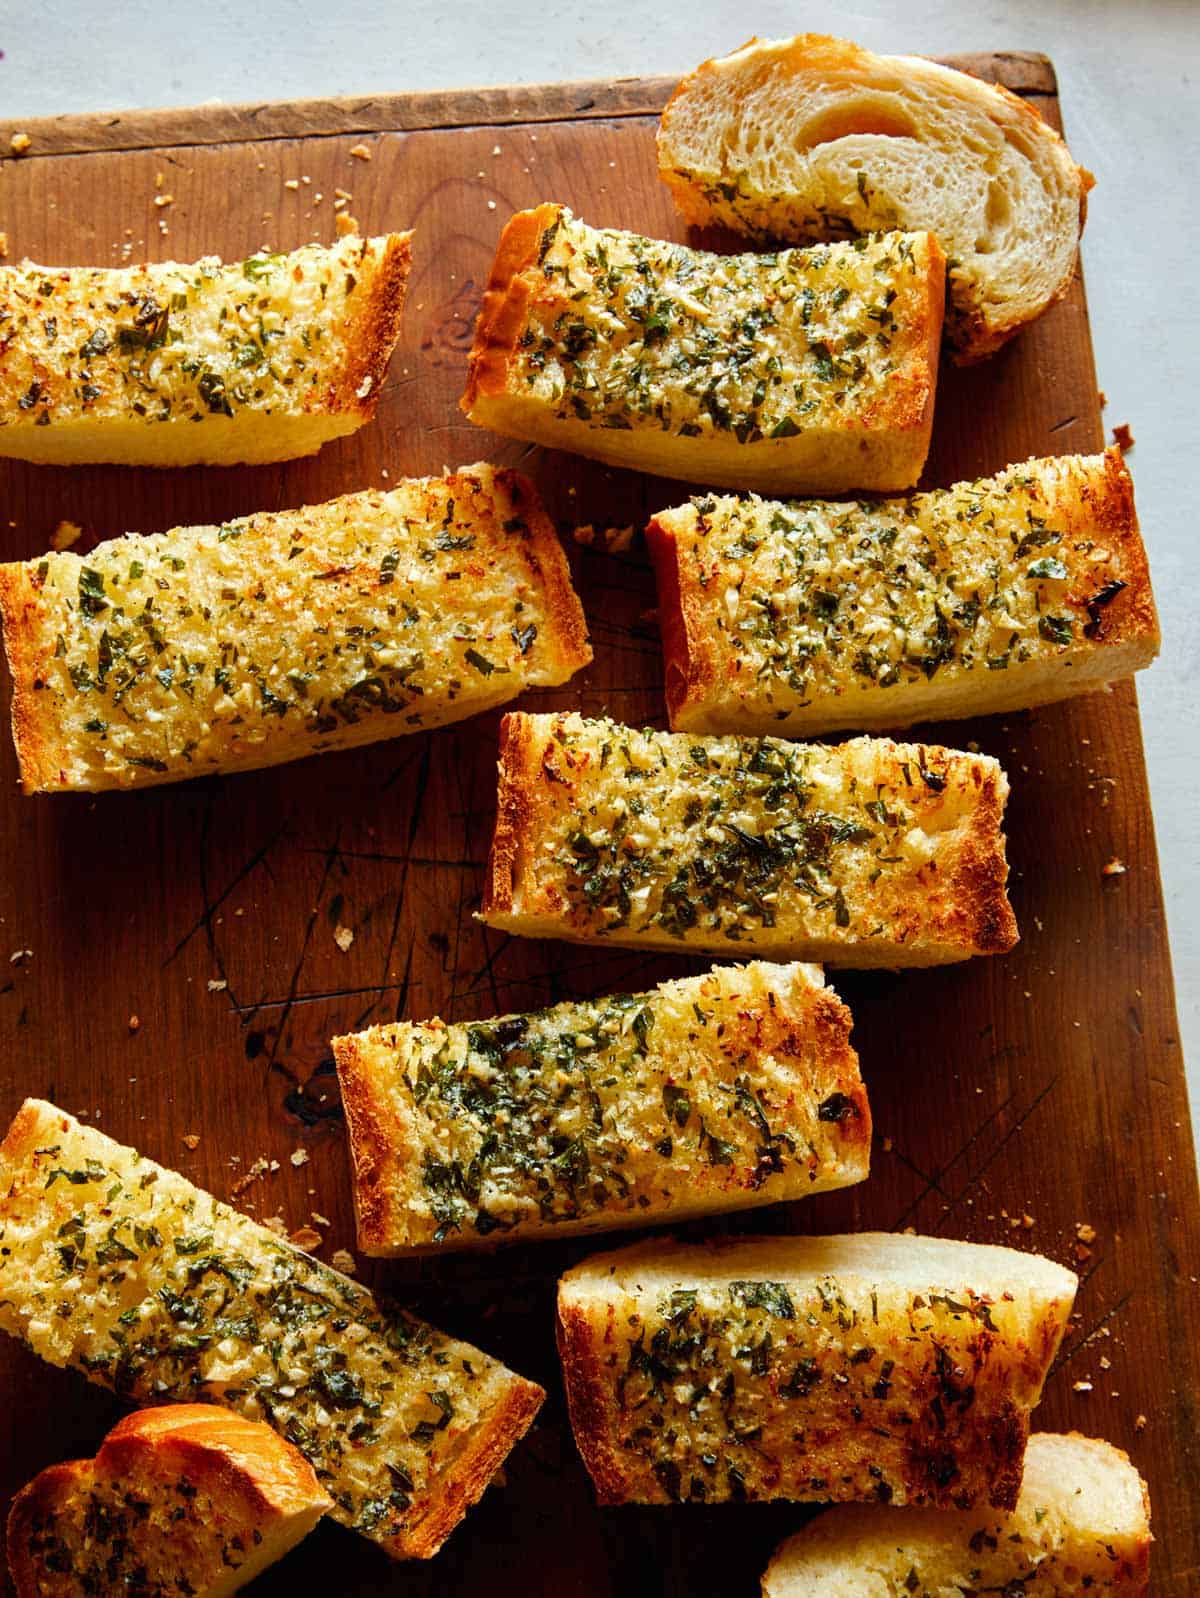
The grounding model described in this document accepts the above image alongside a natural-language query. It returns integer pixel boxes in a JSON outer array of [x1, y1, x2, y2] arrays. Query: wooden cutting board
[[0, 54, 1196, 1595]]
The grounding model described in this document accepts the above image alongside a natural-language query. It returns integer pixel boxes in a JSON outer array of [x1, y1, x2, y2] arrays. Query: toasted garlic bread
[[0, 1100, 544, 1560], [462, 203, 944, 493], [762, 1432, 1151, 1596], [480, 712, 1016, 968], [657, 35, 1093, 361], [0, 234, 411, 464], [7, 1406, 332, 1598], [557, 1232, 1077, 1511], [647, 448, 1159, 737], [334, 960, 869, 1255], [0, 463, 590, 793]]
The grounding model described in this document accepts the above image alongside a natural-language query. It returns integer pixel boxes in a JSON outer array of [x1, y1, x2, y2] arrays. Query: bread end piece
[[7, 1405, 331, 1598]]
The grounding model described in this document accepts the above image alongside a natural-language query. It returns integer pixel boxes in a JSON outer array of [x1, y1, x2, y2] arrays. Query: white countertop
[[3, 0, 1196, 1134]]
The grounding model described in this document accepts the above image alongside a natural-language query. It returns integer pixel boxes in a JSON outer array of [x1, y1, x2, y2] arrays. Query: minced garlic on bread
[[462, 203, 944, 493], [7, 1406, 332, 1598], [0, 463, 590, 793], [334, 960, 870, 1255], [0, 1100, 544, 1560], [657, 34, 1092, 362], [480, 712, 1016, 968], [557, 1232, 1077, 1512], [647, 448, 1159, 736], [0, 234, 411, 465], [762, 1431, 1151, 1597]]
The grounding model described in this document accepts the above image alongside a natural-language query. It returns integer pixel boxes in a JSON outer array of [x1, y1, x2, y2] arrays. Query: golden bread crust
[[481, 713, 1017, 967], [647, 448, 1158, 737]]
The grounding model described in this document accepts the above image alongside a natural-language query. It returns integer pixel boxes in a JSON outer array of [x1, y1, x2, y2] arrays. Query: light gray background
[[2, 0, 1196, 1134]]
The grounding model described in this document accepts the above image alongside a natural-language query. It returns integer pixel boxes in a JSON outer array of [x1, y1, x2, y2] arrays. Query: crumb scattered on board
[[0, 232, 8, 259], [290, 1148, 310, 1168], [349, 142, 372, 161], [573, 523, 636, 553], [182, 1134, 200, 1151], [207, 977, 227, 992], [331, 1248, 357, 1275], [9, 132, 31, 156], [333, 924, 355, 953], [1102, 858, 1126, 877], [1112, 422, 1135, 452], [51, 520, 82, 551], [128, 1014, 140, 1033], [290, 1225, 323, 1252]]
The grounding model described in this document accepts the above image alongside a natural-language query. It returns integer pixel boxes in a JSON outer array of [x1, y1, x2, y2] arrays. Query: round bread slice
[[762, 1432, 1151, 1596], [657, 34, 1094, 361], [7, 1405, 332, 1597]]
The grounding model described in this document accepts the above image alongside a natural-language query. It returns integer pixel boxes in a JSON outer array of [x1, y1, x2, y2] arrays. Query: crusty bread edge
[[461, 205, 558, 419], [329, 231, 414, 419], [332, 1028, 407, 1253], [7, 1461, 83, 1597], [645, 504, 712, 730], [0, 562, 53, 795], [493, 466, 592, 680], [872, 231, 945, 444], [656, 34, 1093, 364], [556, 1291, 632, 1507], [392, 1371, 545, 1559], [480, 710, 539, 922], [945, 755, 1018, 958]]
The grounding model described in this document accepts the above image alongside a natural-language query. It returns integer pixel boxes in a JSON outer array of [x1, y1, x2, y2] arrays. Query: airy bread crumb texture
[[7, 1406, 332, 1598], [334, 959, 870, 1255], [0, 462, 591, 793], [0, 233, 412, 464], [463, 203, 943, 492], [657, 34, 1092, 361], [481, 711, 1016, 967], [557, 1232, 1077, 1512], [762, 1431, 1151, 1596], [0, 1100, 544, 1560], [647, 447, 1159, 736]]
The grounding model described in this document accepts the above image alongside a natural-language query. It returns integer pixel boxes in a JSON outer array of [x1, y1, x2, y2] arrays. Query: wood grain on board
[[0, 55, 1195, 1596]]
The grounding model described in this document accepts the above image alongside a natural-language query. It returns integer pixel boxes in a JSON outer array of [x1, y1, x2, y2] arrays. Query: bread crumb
[[290, 1148, 310, 1168], [284, 178, 300, 190], [1076, 1222, 1097, 1244], [333, 924, 355, 953], [1135, 1413, 1147, 1431], [206, 977, 227, 992], [1112, 422, 1134, 452], [573, 522, 637, 553], [128, 1014, 140, 1033], [492, 144, 502, 156], [290, 1225, 323, 1251], [182, 1134, 200, 1151], [9, 948, 31, 965], [349, 142, 372, 161], [1098, 389, 1107, 409], [261, 1215, 287, 1236], [9, 132, 31, 156], [331, 1248, 357, 1274], [51, 519, 82, 550], [1021, 1213, 1035, 1229], [153, 194, 173, 208], [881, 1136, 893, 1153], [1072, 1380, 1093, 1394], [1101, 858, 1126, 877], [335, 211, 359, 238], [311, 1211, 331, 1227], [0, 232, 7, 259], [1099, 1355, 1111, 1371]]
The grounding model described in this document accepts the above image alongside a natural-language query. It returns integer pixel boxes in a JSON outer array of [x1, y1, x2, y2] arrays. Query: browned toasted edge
[[331, 1029, 401, 1254], [0, 561, 53, 795], [461, 204, 561, 419], [390, 1371, 545, 1559], [792, 973, 872, 1177], [645, 504, 710, 730], [1066, 446, 1160, 660], [940, 746, 1019, 958], [333, 231, 413, 419], [490, 466, 592, 681], [479, 711, 539, 922], [100, 1406, 331, 1517], [6, 1460, 84, 1597], [555, 1285, 636, 1506], [875, 231, 945, 456]]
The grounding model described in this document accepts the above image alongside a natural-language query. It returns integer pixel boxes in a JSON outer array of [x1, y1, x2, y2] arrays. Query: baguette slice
[[0, 1100, 544, 1560], [462, 203, 944, 493], [7, 1406, 332, 1598], [0, 234, 411, 464], [647, 448, 1159, 736], [657, 34, 1093, 361], [557, 1232, 1077, 1512], [762, 1432, 1151, 1597], [0, 463, 590, 793], [334, 960, 870, 1255], [480, 711, 1016, 968]]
